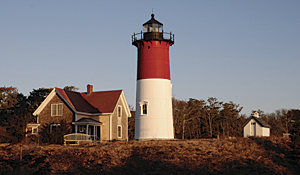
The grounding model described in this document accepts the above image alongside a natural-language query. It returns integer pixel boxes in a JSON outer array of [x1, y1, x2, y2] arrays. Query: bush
[[40, 120, 72, 144], [0, 126, 8, 143], [290, 119, 300, 150]]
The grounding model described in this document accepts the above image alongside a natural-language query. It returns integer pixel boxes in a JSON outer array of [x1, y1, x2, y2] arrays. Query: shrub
[[40, 120, 72, 144], [290, 119, 300, 150]]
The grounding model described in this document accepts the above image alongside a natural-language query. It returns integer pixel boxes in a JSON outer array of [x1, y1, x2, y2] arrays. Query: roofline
[[243, 116, 271, 128], [75, 111, 112, 116], [72, 122, 103, 126], [55, 88, 77, 112], [33, 88, 56, 116], [119, 90, 132, 117], [33, 88, 131, 117], [254, 117, 271, 128]]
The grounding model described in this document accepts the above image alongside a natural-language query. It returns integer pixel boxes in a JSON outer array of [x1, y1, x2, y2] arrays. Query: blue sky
[[1, 1, 299, 115]]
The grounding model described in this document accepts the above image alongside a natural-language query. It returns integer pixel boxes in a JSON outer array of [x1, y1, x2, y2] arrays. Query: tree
[[128, 105, 135, 140], [182, 98, 206, 139], [205, 97, 222, 138], [172, 98, 205, 139], [4, 93, 32, 143], [27, 88, 52, 113], [219, 101, 243, 137], [173, 98, 188, 139], [63, 86, 79, 91], [0, 86, 18, 126], [172, 97, 244, 139], [0, 86, 18, 110], [128, 111, 135, 140], [265, 112, 282, 137], [288, 109, 300, 150]]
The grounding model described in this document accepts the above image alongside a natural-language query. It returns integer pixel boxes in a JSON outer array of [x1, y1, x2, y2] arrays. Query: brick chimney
[[87, 84, 93, 95]]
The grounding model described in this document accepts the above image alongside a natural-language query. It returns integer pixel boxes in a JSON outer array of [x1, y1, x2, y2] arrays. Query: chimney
[[87, 84, 93, 95]]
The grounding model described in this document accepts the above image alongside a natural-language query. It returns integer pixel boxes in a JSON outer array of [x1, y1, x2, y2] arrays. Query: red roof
[[56, 88, 122, 114]]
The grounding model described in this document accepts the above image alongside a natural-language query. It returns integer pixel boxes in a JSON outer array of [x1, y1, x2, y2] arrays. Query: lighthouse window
[[153, 24, 159, 32], [139, 101, 148, 115], [142, 104, 147, 115]]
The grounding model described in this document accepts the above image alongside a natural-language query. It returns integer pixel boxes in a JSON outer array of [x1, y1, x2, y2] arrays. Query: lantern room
[[132, 14, 174, 46], [143, 14, 163, 40], [143, 14, 163, 33]]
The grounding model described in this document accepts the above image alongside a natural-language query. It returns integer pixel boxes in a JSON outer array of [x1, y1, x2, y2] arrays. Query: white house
[[243, 112, 271, 137]]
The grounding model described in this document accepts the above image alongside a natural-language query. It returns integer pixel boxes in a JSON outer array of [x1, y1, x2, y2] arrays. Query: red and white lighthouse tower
[[132, 14, 174, 140]]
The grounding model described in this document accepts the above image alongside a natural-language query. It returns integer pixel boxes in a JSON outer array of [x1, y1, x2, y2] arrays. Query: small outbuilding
[[243, 112, 271, 137]]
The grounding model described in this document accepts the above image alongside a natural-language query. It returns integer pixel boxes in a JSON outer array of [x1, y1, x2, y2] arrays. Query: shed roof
[[255, 117, 271, 128], [243, 116, 271, 128]]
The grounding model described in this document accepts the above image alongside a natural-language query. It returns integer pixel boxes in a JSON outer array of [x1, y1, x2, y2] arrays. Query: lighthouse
[[132, 14, 174, 140]]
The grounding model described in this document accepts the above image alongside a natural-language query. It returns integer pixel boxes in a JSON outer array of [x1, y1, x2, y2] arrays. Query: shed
[[243, 112, 271, 137]]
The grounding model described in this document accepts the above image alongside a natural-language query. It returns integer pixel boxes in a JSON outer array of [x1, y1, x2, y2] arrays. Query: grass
[[0, 137, 299, 174]]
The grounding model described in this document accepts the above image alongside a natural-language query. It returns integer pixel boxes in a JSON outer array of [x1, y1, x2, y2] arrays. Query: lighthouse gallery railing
[[132, 31, 174, 43]]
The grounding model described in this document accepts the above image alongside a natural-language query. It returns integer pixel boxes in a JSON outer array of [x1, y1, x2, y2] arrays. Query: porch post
[[75, 125, 77, 133], [86, 125, 89, 135]]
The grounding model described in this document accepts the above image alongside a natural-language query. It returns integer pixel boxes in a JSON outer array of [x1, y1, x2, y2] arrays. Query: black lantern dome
[[132, 14, 174, 46], [143, 14, 163, 40]]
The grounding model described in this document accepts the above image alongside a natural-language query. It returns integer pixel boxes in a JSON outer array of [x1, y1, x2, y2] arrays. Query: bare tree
[[205, 97, 222, 138]]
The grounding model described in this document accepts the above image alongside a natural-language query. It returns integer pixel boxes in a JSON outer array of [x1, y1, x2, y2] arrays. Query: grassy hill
[[0, 137, 299, 174]]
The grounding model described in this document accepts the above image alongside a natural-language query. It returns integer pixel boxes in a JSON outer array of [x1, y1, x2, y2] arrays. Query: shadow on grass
[[81, 147, 281, 175], [105, 150, 277, 175], [251, 137, 300, 175]]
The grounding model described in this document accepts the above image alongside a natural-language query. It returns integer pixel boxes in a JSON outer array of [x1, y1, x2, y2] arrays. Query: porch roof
[[72, 117, 103, 126]]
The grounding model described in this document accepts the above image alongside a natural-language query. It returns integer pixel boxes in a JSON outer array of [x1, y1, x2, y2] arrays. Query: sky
[[1, 1, 299, 116]]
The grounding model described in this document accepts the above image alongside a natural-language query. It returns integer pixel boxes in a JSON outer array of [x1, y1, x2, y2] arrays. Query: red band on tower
[[137, 41, 171, 80]]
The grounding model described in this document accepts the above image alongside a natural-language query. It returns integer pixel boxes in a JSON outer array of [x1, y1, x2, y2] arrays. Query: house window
[[118, 106, 122, 117], [50, 124, 60, 133], [51, 103, 63, 116], [139, 101, 148, 115], [117, 125, 122, 138], [32, 127, 38, 134], [78, 125, 85, 133]]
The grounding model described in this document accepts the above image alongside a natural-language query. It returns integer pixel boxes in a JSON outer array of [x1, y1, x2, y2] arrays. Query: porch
[[72, 118, 103, 141], [64, 133, 92, 145]]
